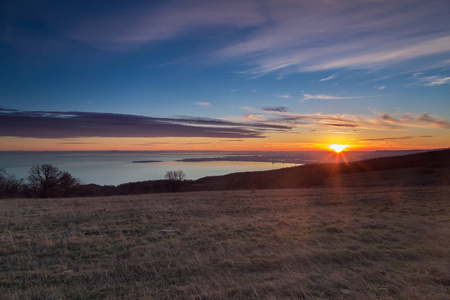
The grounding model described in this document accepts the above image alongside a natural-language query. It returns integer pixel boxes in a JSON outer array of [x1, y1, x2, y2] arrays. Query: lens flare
[[329, 144, 349, 153]]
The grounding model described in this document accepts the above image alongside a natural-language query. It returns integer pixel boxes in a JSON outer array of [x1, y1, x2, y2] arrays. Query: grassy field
[[1, 186, 449, 299]]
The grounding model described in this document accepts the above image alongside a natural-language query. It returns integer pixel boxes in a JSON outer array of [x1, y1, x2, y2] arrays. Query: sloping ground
[[1, 187, 449, 299], [323, 166, 450, 188], [193, 149, 450, 190]]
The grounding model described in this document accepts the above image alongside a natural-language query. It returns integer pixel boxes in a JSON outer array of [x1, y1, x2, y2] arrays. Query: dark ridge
[[191, 148, 450, 190]]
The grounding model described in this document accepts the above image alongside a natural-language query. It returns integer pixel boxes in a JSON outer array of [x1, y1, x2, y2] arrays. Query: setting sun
[[329, 144, 349, 153]]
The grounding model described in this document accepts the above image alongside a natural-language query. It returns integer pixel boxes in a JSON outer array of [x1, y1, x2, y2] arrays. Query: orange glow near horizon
[[0, 136, 446, 152], [329, 144, 349, 153]]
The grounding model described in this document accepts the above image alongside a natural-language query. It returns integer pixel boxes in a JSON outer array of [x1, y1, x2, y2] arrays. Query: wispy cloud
[[67, 1, 264, 50], [318, 74, 336, 82], [323, 123, 359, 128], [272, 94, 294, 99], [377, 86, 386, 90], [381, 113, 450, 129], [262, 107, 289, 113], [302, 94, 367, 101], [57, 142, 97, 145], [5, 0, 450, 81], [420, 75, 450, 86], [186, 142, 211, 145], [194, 102, 212, 107], [362, 136, 432, 141], [242, 106, 450, 131], [10, 0, 449, 78], [216, 1, 450, 76], [245, 114, 266, 121], [0, 109, 292, 139], [0, 107, 18, 112], [303, 36, 450, 72], [134, 142, 172, 146]]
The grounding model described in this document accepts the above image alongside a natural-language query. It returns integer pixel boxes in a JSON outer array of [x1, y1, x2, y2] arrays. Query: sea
[[0, 151, 300, 186], [0, 150, 427, 186]]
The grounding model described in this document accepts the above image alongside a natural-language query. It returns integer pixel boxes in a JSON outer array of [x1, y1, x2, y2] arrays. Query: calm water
[[1, 150, 427, 186], [0, 151, 299, 185]]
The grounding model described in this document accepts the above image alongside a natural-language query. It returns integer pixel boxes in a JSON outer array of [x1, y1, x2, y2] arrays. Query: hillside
[[192, 148, 450, 190]]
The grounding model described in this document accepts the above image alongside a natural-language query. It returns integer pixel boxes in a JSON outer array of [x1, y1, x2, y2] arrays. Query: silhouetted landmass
[[176, 149, 432, 164], [132, 160, 163, 163], [177, 155, 304, 164]]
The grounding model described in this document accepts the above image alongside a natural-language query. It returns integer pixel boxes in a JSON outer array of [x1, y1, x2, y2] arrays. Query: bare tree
[[164, 170, 186, 181], [164, 170, 187, 192], [0, 169, 23, 198], [27, 164, 80, 197]]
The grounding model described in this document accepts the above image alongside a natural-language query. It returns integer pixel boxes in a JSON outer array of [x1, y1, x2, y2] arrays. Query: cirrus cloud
[[194, 102, 212, 107], [420, 75, 450, 86], [302, 94, 368, 101]]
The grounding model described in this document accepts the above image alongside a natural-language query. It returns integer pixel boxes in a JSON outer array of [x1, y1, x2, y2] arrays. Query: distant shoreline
[[176, 156, 305, 164]]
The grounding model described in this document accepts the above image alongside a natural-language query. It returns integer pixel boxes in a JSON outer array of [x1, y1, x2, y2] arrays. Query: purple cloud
[[0, 110, 292, 139], [324, 123, 359, 128], [262, 107, 289, 112], [381, 113, 450, 129], [362, 136, 432, 141]]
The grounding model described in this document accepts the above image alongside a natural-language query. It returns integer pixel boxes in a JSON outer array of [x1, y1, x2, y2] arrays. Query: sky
[[1, 0, 450, 151]]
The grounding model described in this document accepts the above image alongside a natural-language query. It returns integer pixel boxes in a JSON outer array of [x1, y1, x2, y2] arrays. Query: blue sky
[[1, 0, 449, 151]]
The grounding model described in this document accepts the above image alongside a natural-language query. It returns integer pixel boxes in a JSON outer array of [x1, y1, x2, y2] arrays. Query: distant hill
[[192, 148, 450, 190]]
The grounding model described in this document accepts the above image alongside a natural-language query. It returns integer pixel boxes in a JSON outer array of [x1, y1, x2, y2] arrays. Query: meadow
[[1, 186, 449, 299]]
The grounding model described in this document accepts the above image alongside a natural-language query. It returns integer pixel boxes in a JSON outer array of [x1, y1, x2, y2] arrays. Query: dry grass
[[1, 186, 449, 299]]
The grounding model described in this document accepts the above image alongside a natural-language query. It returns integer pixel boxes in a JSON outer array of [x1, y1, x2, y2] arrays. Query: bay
[[1, 150, 428, 186], [0, 151, 299, 186]]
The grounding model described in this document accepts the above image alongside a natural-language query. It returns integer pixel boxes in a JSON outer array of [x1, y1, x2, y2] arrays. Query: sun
[[329, 144, 349, 153]]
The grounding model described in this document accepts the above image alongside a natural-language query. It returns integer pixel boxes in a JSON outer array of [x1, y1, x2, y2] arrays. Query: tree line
[[0, 164, 81, 198], [0, 165, 189, 198]]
